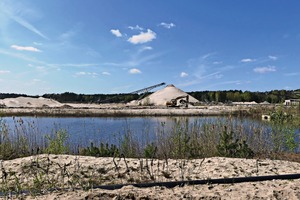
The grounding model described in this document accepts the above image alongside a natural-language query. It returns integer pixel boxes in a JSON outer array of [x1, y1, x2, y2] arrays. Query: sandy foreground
[[1, 155, 300, 199]]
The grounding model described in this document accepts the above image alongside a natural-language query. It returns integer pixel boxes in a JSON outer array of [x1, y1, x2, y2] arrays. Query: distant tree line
[[0, 89, 299, 104], [189, 89, 300, 104], [42, 92, 140, 103], [0, 93, 37, 99]]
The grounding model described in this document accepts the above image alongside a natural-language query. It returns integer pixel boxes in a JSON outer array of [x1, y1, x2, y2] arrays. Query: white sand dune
[[0, 97, 63, 108]]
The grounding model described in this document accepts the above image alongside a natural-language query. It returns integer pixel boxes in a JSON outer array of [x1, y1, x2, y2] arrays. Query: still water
[[1, 116, 266, 147]]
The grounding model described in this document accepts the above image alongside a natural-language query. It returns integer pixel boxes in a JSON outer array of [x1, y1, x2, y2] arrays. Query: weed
[[217, 126, 254, 158], [45, 129, 69, 154], [144, 143, 157, 159], [80, 142, 119, 157]]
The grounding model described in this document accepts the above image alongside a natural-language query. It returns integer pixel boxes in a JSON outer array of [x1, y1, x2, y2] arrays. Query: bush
[[217, 126, 254, 158], [80, 142, 119, 157]]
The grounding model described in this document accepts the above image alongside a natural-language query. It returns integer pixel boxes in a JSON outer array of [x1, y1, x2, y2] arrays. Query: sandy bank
[[0, 107, 246, 117], [0, 105, 250, 117], [1, 155, 300, 199]]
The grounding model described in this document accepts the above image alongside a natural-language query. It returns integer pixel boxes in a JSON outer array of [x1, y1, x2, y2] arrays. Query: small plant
[[119, 129, 138, 158], [45, 129, 69, 154], [79, 142, 119, 157], [269, 108, 299, 153], [217, 126, 254, 158], [169, 120, 191, 159], [0, 119, 15, 160], [13, 174, 22, 197], [144, 143, 157, 158], [28, 168, 47, 196]]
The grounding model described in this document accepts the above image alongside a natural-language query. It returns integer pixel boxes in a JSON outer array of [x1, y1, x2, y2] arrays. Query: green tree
[[233, 91, 242, 102], [242, 91, 252, 102]]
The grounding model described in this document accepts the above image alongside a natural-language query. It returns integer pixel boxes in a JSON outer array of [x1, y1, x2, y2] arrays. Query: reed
[[0, 106, 298, 161]]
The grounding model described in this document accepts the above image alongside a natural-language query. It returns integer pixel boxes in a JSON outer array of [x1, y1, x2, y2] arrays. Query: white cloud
[[180, 72, 188, 77], [33, 42, 43, 46], [0, 70, 10, 74], [179, 71, 221, 87], [200, 52, 216, 60], [268, 55, 278, 61], [128, 25, 143, 31], [11, 15, 48, 40], [53, 63, 98, 67], [35, 66, 45, 70], [58, 24, 82, 43], [86, 49, 101, 57], [32, 79, 41, 83], [213, 61, 223, 65], [1, 2, 48, 40], [104, 53, 162, 68], [0, 48, 63, 71], [59, 30, 76, 40], [253, 66, 276, 73], [139, 46, 153, 53], [76, 72, 86, 76], [142, 46, 153, 51], [11, 45, 41, 52], [215, 74, 223, 79], [284, 72, 299, 76], [75, 71, 98, 77], [102, 72, 111, 75], [129, 68, 141, 74], [110, 29, 122, 37], [241, 58, 256, 63], [128, 29, 156, 44], [159, 22, 176, 29]]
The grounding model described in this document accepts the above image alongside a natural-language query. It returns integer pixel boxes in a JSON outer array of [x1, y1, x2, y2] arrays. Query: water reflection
[[1, 116, 298, 152]]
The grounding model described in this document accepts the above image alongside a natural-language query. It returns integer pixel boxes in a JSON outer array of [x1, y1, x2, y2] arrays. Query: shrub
[[217, 126, 254, 158], [80, 142, 119, 157]]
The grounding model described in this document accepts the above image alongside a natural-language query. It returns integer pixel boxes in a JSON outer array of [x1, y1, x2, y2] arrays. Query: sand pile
[[139, 84, 199, 106], [0, 97, 63, 108]]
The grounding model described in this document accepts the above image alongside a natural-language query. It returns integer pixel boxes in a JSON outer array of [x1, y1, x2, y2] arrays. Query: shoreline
[[0, 105, 251, 117]]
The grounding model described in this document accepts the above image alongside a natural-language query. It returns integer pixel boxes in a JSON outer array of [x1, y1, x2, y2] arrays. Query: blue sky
[[0, 0, 299, 95]]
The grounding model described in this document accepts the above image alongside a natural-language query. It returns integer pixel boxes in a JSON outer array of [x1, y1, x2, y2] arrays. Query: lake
[[1, 116, 298, 153]]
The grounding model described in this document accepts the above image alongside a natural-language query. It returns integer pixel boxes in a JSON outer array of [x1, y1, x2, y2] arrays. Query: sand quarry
[[0, 85, 252, 116], [0, 85, 298, 199]]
